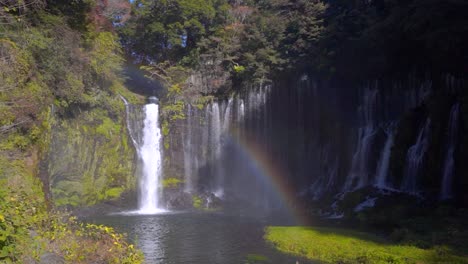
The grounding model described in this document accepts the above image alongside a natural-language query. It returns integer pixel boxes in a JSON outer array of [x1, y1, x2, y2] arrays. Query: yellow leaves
[[0, 214, 4, 222], [233, 64, 246, 73]]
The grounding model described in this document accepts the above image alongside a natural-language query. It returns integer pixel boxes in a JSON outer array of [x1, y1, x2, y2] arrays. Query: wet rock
[[165, 189, 193, 209]]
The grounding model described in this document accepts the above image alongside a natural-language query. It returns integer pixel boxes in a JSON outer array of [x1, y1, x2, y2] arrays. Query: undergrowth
[[265, 226, 468, 264]]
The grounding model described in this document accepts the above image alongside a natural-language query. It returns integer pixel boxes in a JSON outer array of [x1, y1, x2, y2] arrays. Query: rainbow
[[230, 131, 311, 225]]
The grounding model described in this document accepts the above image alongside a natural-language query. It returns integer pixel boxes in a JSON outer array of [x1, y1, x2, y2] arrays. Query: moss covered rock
[[45, 103, 137, 207]]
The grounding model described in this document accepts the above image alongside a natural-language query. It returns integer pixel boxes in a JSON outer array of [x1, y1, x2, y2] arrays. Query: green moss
[[105, 187, 124, 199], [233, 64, 246, 73], [96, 116, 121, 139], [192, 195, 203, 209], [162, 120, 170, 150], [54, 181, 83, 196], [162, 120, 170, 136], [168, 83, 182, 98], [265, 226, 468, 264], [162, 101, 186, 121], [48, 104, 136, 207], [162, 178, 183, 188], [0, 133, 31, 151], [194, 96, 214, 110], [112, 82, 144, 105]]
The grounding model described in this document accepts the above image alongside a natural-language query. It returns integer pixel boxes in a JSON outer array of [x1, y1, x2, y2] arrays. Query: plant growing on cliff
[[162, 178, 183, 188], [0, 1, 144, 260]]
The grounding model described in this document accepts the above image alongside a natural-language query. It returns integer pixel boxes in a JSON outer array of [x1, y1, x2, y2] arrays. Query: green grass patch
[[265, 226, 468, 264], [105, 187, 124, 199]]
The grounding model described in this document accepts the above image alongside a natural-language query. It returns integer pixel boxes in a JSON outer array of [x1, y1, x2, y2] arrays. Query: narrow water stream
[[88, 211, 315, 264]]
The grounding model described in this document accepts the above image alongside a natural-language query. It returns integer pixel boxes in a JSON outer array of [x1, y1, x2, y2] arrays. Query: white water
[[401, 118, 431, 193], [138, 103, 165, 214], [211, 102, 224, 196], [119, 95, 139, 148], [375, 128, 394, 188], [183, 105, 195, 193], [354, 197, 377, 212], [179, 88, 270, 199], [344, 88, 379, 191], [440, 103, 460, 200], [237, 99, 245, 123], [223, 98, 233, 133]]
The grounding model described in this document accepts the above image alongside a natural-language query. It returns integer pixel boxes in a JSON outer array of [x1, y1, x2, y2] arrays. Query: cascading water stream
[[183, 105, 194, 193], [223, 98, 233, 132], [138, 101, 165, 214], [211, 102, 224, 197], [440, 103, 460, 200], [401, 118, 431, 193], [344, 88, 379, 191], [375, 127, 394, 188], [119, 95, 140, 148]]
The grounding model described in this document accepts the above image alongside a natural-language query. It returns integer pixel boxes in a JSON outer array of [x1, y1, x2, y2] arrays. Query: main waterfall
[[122, 96, 165, 214], [138, 102, 164, 213]]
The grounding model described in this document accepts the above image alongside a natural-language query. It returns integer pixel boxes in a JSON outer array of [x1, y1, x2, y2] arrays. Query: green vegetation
[[265, 226, 468, 264], [0, 156, 143, 263], [49, 106, 136, 207], [162, 101, 186, 121], [340, 193, 468, 256], [192, 195, 203, 209], [123, 0, 466, 91], [120, 0, 228, 65], [163, 178, 183, 188], [0, 0, 143, 261]]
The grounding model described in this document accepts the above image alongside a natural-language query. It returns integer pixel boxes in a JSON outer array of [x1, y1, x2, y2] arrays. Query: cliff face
[[43, 103, 138, 207], [155, 73, 468, 212]]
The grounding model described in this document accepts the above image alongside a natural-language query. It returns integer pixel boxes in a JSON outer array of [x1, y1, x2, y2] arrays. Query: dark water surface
[[87, 211, 315, 264]]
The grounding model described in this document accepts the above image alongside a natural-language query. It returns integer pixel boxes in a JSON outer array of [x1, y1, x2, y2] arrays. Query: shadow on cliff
[[123, 63, 165, 97]]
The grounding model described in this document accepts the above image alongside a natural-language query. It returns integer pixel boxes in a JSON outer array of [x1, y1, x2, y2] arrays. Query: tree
[[120, 0, 227, 64]]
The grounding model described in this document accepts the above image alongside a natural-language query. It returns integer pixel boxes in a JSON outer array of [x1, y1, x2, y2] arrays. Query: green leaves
[[90, 32, 123, 79], [120, 0, 228, 63]]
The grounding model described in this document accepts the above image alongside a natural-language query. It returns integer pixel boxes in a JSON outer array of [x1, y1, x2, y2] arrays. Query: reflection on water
[[88, 211, 314, 264]]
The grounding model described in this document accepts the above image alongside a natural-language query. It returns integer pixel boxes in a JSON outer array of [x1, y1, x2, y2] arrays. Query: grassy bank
[[265, 226, 468, 264], [0, 155, 144, 263]]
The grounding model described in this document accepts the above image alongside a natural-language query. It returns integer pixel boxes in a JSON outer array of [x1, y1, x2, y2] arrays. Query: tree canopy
[[120, 0, 468, 89]]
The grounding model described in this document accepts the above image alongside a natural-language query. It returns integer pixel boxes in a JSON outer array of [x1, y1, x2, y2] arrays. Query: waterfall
[[211, 102, 224, 197], [440, 103, 460, 200], [375, 127, 394, 188], [223, 98, 233, 132], [169, 87, 271, 202], [138, 102, 164, 214], [237, 98, 245, 123], [211, 103, 222, 158], [167, 77, 444, 207], [344, 88, 379, 191], [401, 118, 431, 193], [183, 105, 194, 193], [119, 95, 140, 148]]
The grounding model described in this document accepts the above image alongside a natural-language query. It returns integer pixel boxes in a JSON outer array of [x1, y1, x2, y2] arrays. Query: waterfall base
[[115, 208, 170, 216]]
